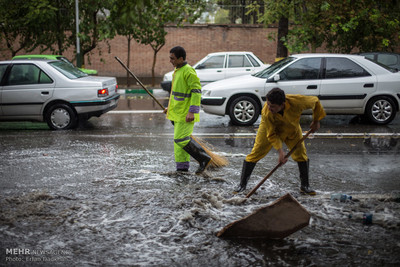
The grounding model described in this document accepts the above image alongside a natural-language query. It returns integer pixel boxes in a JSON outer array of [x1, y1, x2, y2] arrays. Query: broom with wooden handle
[[115, 56, 228, 168], [245, 130, 313, 198]]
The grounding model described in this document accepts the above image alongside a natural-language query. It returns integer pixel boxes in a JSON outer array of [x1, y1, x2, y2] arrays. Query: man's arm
[[310, 120, 320, 133], [310, 97, 325, 132], [298, 95, 325, 133], [278, 148, 288, 164], [311, 97, 326, 126], [186, 68, 202, 121]]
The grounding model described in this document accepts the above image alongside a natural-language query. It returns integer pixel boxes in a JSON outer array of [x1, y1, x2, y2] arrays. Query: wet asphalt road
[[1, 90, 400, 266]]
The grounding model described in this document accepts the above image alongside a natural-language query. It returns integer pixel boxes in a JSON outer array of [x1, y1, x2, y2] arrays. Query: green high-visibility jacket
[[166, 63, 202, 122]]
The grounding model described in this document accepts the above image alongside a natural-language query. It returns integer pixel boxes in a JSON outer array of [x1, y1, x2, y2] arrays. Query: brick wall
[[0, 24, 278, 83], [89, 24, 279, 82]]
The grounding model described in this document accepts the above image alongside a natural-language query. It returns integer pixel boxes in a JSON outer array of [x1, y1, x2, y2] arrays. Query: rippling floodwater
[[1, 115, 400, 266]]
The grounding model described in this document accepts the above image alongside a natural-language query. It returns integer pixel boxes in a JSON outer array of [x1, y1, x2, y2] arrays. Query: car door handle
[[364, 83, 374, 88], [246, 69, 251, 71], [307, 85, 318, 89], [41, 91, 49, 95], [217, 70, 222, 72]]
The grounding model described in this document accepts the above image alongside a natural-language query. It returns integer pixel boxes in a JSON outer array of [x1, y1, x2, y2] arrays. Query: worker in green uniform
[[164, 46, 211, 174], [234, 88, 326, 195]]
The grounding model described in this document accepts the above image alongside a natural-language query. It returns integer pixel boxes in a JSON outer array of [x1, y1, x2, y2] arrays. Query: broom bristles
[[190, 135, 229, 168]]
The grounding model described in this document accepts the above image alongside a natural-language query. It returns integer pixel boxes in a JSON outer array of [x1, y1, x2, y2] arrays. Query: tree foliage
[[0, 0, 60, 56], [321, 0, 400, 53], [216, 0, 264, 24], [75, 0, 116, 65], [0, 0, 205, 80], [247, 0, 294, 57], [253, 0, 400, 54], [48, 0, 75, 55], [111, 0, 206, 86], [0, 0, 115, 64]]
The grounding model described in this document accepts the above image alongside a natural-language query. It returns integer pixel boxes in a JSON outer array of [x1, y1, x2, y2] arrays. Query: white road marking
[[109, 110, 164, 114]]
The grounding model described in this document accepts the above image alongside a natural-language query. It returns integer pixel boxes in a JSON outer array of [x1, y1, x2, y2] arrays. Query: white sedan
[[161, 51, 269, 92], [201, 53, 400, 126]]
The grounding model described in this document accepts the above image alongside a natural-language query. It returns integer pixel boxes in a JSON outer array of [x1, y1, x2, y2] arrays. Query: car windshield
[[49, 60, 88, 79], [253, 57, 296, 78]]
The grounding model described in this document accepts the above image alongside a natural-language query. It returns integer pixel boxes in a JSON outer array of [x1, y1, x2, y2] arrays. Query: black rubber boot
[[234, 160, 256, 193], [183, 139, 212, 174], [298, 160, 316, 195]]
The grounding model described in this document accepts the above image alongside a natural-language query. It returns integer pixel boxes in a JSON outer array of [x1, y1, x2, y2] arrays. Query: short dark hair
[[170, 46, 186, 60], [266, 88, 285, 105]]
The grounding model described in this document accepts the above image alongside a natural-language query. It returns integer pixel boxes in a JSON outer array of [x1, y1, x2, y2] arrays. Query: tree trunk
[[152, 49, 158, 87], [151, 43, 165, 86], [127, 36, 131, 88], [276, 17, 289, 59]]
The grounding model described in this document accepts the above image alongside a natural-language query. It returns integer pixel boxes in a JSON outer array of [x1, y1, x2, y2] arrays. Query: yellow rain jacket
[[246, 94, 326, 163], [264, 94, 326, 150], [166, 64, 202, 122]]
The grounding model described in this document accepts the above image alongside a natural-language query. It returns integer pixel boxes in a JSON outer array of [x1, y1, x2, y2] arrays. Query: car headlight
[[202, 90, 211, 96]]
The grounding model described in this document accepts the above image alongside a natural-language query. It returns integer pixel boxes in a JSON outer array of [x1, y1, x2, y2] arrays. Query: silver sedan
[[0, 59, 119, 130]]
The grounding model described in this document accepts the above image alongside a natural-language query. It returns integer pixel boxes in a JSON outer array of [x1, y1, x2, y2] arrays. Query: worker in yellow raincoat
[[234, 88, 326, 195], [164, 46, 211, 174]]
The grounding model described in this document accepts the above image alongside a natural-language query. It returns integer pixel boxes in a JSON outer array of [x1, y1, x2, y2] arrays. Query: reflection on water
[[363, 135, 399, 151]]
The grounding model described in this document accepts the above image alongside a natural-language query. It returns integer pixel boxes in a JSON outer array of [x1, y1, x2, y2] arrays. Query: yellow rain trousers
[[173, 121, 194, 169], [246, 94, 326, 163]]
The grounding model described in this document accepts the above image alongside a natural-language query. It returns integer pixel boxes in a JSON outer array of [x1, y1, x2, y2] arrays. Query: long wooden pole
[[245, 130, 313, 198], [115, 56, 165, 110]]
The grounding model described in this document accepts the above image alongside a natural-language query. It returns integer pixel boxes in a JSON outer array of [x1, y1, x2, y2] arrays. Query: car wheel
[[45, 103, 78, 130], [228, 96, 260, 126], [365, 96, 396, 125]]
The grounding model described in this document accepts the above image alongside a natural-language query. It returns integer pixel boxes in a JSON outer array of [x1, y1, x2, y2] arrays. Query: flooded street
[[1, 91, 400, 266]]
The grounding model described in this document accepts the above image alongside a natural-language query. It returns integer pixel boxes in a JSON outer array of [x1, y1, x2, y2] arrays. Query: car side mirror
[[196, 64, 205, 70], [267, 74, 280, 82]]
